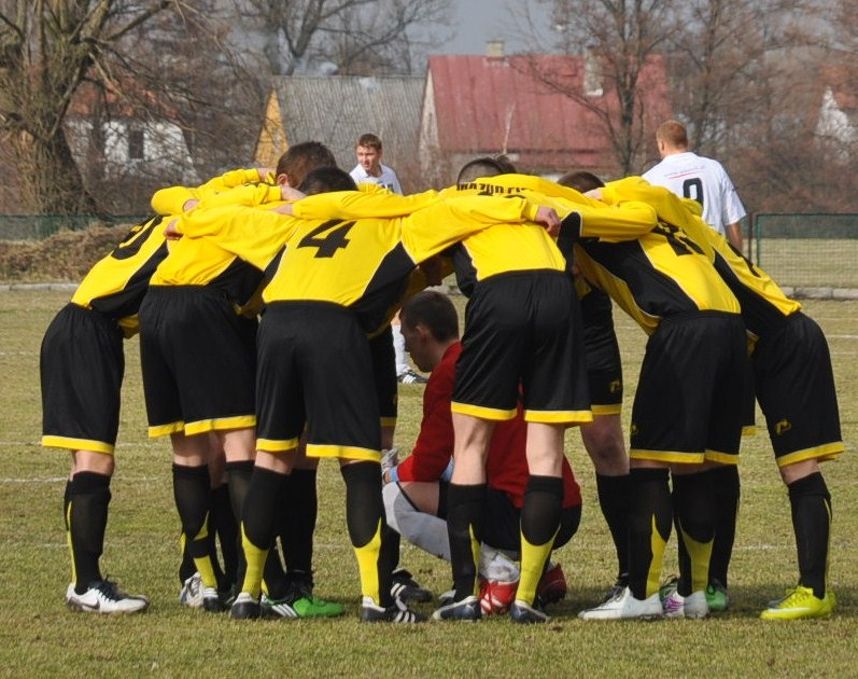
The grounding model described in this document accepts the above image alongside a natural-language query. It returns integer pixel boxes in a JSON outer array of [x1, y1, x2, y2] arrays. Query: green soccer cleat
[[705, 579, 729, 612], [760, 585, 836, 620], [291, 593, 345, 618]]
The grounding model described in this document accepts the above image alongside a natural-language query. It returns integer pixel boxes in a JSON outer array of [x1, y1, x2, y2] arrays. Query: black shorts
[[138, 286, 257, 437], [580, 287, 623, 415], [753, 312, 844, 466], [452, 271, 591, 424], [630, 312, 746, 465], [41, 303, 124, 453], [256, 302, 381, 461], [368, 324, 397, 427]]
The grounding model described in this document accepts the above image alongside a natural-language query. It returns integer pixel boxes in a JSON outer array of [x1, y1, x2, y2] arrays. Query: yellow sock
[[645, 514, 668, 598], [240, 523, 268, 598], [517, 527, 558, 605], [353, 519, 383, 604], [681, 527, 713, 593], [191, 514, 218, 589]]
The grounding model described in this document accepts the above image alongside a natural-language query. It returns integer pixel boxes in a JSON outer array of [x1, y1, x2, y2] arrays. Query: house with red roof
[[419, 46, 671, 183], [816, 63, 858, 155]]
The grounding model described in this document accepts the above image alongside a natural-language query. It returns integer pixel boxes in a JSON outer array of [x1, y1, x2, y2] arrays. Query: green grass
[[1, 290, 856, 677]]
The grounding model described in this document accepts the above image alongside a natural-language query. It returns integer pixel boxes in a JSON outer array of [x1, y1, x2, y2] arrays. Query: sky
[[429, 0, 552, 55]]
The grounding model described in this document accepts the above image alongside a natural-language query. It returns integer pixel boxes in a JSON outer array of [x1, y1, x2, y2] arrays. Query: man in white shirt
[[349, 132, 403, 194], [643, 120, 746, 251], [349, 133, 423, 383]]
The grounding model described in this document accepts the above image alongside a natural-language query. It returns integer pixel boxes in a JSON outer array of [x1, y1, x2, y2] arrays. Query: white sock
[[392, 324, 409, 375]]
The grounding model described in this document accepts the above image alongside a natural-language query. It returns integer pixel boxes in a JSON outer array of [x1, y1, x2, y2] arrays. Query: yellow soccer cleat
[[760, 585, 836, 620]]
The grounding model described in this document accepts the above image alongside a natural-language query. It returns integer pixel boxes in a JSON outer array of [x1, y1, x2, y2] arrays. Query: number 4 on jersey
[[297, 220, 355, 257]]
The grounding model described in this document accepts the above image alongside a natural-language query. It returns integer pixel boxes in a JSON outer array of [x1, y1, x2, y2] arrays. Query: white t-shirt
[[349, 163, 402, 195], [643, 151, 746, 235]]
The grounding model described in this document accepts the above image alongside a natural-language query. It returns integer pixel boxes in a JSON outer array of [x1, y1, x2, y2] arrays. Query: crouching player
[[382, 291, 582, 613]]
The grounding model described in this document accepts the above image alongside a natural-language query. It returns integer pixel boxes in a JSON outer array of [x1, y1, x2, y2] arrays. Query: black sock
[[788, 472, 831, 598], [342, 462, 391, 607], [225, 460, 255, 589], [596, 473, 630, 581], [211, 483, 238, 589], [707, 465, 740, 588], [172, 464, 214, 585], [672, 471, 715, 596], [521, 475, 563, 544], [627, 468, 671, 600], [69, 472, 111, 592], [446, 482, 486, 601], [178, 534, 196, 584], [241, 467, 287, 553], [280, 468, 317, 575], [63, 479, 72, 531]]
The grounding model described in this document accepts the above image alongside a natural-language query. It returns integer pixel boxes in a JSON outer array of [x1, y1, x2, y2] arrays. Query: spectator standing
[[643, 120, 746, 252]]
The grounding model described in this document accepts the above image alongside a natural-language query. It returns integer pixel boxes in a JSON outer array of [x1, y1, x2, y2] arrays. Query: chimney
[[486, 39, 505, 58]]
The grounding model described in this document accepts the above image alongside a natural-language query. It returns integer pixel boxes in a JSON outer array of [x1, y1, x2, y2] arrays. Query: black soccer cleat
[[509, 599, 550, 624], [432, 595, 481, 622], [360, 596, 426, 623], [391, 568, 433, 603], [229, 592, 260, 620]]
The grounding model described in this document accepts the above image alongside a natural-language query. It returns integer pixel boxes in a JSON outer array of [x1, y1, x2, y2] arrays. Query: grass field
[[1, 290, 856, 677]]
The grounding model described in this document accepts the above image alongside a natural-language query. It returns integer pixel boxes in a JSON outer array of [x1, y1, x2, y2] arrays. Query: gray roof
[[271, 75, 424, 173]]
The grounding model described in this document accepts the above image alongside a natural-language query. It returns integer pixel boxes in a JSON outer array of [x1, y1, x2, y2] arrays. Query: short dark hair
[[298, 167, 357, 195], [401, 291, 458, 342], [275, 141, 337, 187], [456, 155, 518, 185], [557, 170, 605, 193], [356, 133, 383, 151]]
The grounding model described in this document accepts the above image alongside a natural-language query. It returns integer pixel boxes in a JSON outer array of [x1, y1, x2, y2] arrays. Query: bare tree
[[235, 0, 451, 76], [514, 0, 677, 176], [0, 1, 192, 214]]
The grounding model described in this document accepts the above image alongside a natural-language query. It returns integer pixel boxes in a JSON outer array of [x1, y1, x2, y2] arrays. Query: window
[[128, 128, 145, 160]]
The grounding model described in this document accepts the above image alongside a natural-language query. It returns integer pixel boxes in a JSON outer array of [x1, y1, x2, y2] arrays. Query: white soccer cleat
[[578, 586, 662, 621], [179, 572, 203, 608], [66, 580, 149, 614]]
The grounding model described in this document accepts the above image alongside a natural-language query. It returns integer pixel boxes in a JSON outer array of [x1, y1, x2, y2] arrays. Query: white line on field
[[829, 335, 858, 339]]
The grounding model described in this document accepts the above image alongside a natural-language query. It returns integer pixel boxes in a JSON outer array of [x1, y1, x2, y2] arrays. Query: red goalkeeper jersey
[[396, 341, 581, 508]]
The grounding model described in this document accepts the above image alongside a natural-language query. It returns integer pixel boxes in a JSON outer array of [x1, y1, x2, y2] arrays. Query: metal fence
[[751, 213, 858, 290]]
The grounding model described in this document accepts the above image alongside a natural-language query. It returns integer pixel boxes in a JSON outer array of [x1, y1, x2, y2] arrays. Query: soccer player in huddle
[[382, 290, 582, 614]]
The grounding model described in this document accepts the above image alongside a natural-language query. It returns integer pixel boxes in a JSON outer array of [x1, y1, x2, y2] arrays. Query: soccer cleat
[[229, 592, 260, 619], [658, 576, 679, 602], [201, 586, 225, 612], [478, 577, 518, 615], [578, 586, 663, 621], [179, 572, 203, 608], [432, 595, 481, 621], [66, 580, 149, 615], [662, 589, 709, 619], [705, 579, 729, 612], [437, 588, 455, 607], [537, 562, 568, 605], [509, 599, 550, 624], [397, 369, 428, 385], [760, 585, 836, 620], [286, 576, 345, 617], [391, 568, 433, 603], [360, 596, 425, 623], [599, 575, 629, 605]]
